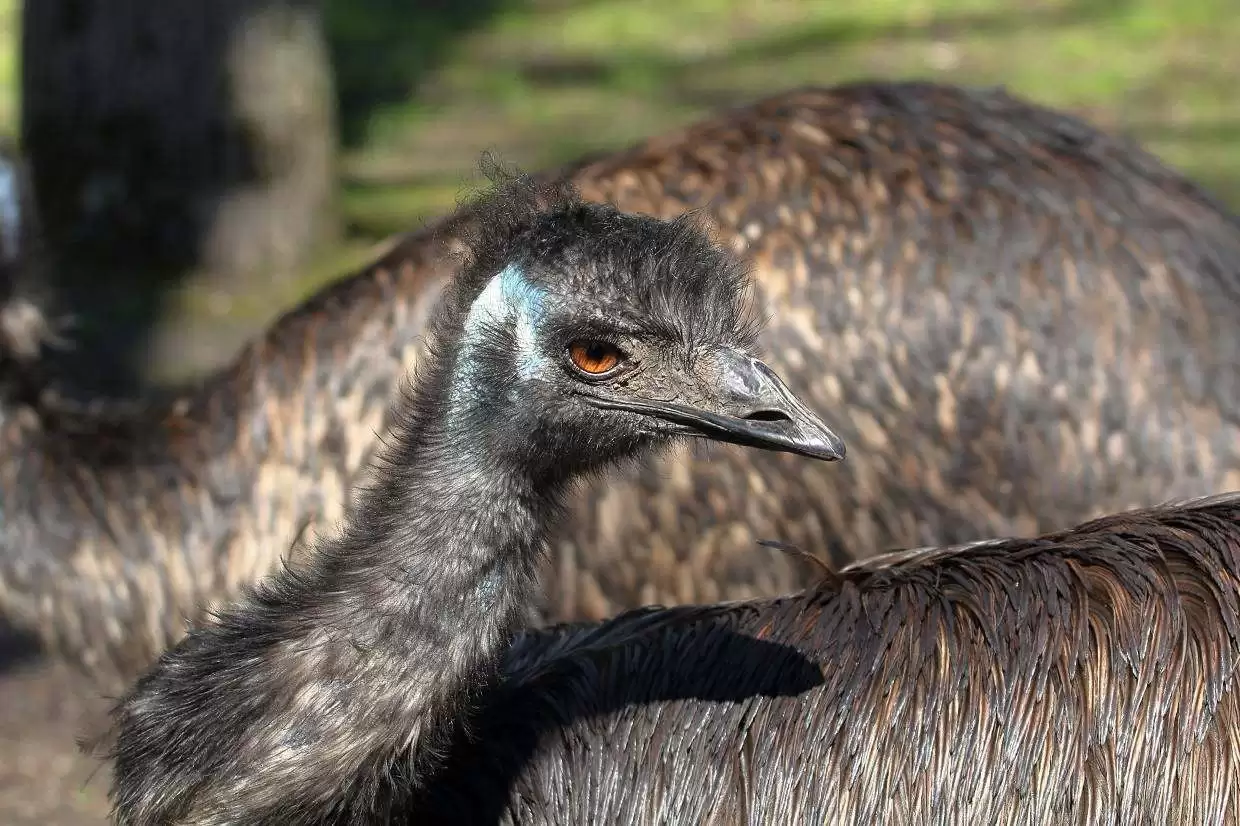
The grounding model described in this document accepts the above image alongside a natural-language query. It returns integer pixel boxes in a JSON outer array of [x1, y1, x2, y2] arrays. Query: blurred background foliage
[[4, 0, 1237, 389]]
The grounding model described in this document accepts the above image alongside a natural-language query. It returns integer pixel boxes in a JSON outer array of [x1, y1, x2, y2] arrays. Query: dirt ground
[[0, 622, 112, 825]]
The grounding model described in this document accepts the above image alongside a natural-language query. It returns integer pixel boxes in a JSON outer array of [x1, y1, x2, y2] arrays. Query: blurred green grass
[[2, 0, 1238, 381], [0, 1, 15, 135], [336, 0, 1240, 237]]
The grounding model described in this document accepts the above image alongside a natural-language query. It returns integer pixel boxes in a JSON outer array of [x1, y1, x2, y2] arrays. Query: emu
[[105, 171, 846, 823], [6, 81, 1240, 693], [107, 178, 1240, 825]]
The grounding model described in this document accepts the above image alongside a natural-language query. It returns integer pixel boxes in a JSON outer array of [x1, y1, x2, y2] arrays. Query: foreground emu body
[[108, 181, 1240, 824], [5, 81, 1240, 691]]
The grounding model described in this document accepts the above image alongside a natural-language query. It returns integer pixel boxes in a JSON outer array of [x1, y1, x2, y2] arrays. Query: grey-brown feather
[[3, 80, 1240, 692]]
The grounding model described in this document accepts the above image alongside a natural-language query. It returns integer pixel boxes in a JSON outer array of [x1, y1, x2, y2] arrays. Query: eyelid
[[561, 314, 644, 341]]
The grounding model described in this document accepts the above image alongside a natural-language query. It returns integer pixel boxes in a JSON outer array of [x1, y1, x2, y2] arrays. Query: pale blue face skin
[[451, 263, 554, 421]]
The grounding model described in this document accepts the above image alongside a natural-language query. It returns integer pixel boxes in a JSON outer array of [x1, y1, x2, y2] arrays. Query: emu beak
[[586, 349, 846, 461]]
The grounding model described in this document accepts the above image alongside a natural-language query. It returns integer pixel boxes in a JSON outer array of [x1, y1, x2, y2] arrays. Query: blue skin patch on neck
[[497, 263, 546, 324], [491, 264, 547, 378], [451, 263, 552, 420]]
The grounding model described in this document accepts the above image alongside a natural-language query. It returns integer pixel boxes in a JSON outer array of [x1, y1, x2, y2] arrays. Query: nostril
[[743, 409, 792, 423]]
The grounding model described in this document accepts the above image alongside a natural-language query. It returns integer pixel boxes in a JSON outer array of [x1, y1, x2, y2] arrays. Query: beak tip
[[815, 433, 847, 462]]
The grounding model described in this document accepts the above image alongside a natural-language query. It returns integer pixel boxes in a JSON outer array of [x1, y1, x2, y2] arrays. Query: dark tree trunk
[[20, 0, 339, 391]]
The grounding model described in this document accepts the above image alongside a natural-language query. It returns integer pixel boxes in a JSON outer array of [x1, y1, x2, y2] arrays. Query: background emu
[[107, 178, 1240, 824], [107, 172, 847, 825], [5, 80, 1240, 692]]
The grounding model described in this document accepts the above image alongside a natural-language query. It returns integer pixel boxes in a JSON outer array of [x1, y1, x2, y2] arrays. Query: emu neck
[[336, 410, 554, 638], [303, 384, 561, 773], [119, 367, 568, 823], [110, 282, 586, 824]]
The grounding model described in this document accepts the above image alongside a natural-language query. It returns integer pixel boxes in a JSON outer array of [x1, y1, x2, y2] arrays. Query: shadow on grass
[[335, 0, 1168, 237], [325, 0, 515, 149], [489, 0, 1136, 108]]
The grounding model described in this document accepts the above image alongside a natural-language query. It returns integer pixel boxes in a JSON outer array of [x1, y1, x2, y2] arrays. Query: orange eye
[[567, 340, 623, 376]]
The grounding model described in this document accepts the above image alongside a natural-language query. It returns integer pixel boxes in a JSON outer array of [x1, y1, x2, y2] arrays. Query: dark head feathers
[[431, 159, 762, 356], [357, 159, 779, 494]]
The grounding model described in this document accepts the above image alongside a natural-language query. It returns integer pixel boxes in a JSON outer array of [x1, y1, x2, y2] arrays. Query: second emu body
[[108, 179, 1240, 826], [4, 81, 1240, 690]]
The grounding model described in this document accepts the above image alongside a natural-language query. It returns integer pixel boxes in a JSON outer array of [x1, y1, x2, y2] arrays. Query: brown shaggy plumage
[[3, 80, 1240, 693]]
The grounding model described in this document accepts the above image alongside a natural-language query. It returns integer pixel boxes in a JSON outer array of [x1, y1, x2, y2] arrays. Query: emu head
[[433, 176, 846, 481]]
